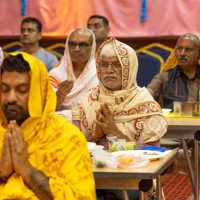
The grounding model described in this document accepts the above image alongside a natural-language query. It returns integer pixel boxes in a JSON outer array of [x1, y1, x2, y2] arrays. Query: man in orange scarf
[[0, 52, 96, 200]]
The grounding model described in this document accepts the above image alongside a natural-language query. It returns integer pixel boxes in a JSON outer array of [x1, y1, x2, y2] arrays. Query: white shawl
[[49, 28, 98, 109]]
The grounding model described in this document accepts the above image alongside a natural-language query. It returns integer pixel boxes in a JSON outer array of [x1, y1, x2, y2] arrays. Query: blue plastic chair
[[136, 50, 163, 87]]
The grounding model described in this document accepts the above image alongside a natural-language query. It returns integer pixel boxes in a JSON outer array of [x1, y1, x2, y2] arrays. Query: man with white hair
[[72, 37, 167, 199]]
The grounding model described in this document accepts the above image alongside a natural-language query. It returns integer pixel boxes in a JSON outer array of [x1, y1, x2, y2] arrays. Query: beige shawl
[[73, 38, 166, 143]]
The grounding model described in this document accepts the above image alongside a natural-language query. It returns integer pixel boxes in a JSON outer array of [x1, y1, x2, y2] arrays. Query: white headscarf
[[49, 28, 98, 109]]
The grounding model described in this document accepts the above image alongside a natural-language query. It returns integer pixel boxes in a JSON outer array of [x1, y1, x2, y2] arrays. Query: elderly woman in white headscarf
[[72, 37, 167, 150], [49, 28, 98, 110]]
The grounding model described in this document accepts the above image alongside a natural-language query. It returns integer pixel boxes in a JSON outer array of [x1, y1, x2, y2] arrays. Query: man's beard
[[3, 102, 29, 125]]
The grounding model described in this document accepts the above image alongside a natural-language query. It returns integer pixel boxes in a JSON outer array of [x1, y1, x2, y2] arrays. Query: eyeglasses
[[68, 41, 92, 50], [100, 61, 121, 69]]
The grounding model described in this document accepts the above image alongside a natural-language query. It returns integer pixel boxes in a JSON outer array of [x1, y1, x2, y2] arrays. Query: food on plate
[[112, 151, 150, 168], [118, 154, 134, 166]]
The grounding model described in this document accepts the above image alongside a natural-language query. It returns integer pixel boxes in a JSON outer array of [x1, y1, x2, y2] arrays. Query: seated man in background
[[147, 33, 200, 172], [19, 17, 58, 71], [49, 28, 98, 110], [87, 15, 110, 52], [0, 52, 96, 200], [147, 33, 200, 110]]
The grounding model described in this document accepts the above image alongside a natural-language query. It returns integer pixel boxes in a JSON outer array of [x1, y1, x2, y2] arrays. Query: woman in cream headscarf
[[49, 28, 98, 110], [73, 37, 167, 149]]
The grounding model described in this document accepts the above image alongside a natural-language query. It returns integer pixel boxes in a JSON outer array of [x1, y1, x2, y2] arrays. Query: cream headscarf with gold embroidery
[[73, 38, 165, 143], [0, 52, 96, 200]]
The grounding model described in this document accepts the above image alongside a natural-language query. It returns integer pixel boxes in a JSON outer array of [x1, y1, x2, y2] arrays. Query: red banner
[[0, 0, 200, 37]]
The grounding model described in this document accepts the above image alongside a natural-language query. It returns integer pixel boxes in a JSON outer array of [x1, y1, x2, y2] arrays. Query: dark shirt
[[147, 65, 200, 110]]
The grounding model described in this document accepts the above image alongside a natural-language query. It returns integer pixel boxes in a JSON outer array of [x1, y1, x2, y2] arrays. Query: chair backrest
[[2, 41, 22, 52], [137, 43, 173, 62], [136, 50, 164, 87], [135, 43, 173, 87], [45, 43, 65, 60], [2, 41, 65, 60]]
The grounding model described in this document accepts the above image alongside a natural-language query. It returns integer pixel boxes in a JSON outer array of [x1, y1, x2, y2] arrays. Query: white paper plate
[[136, 150, 164, 160], [112, 150, 164, 162], [112, 151, 150, 168]]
